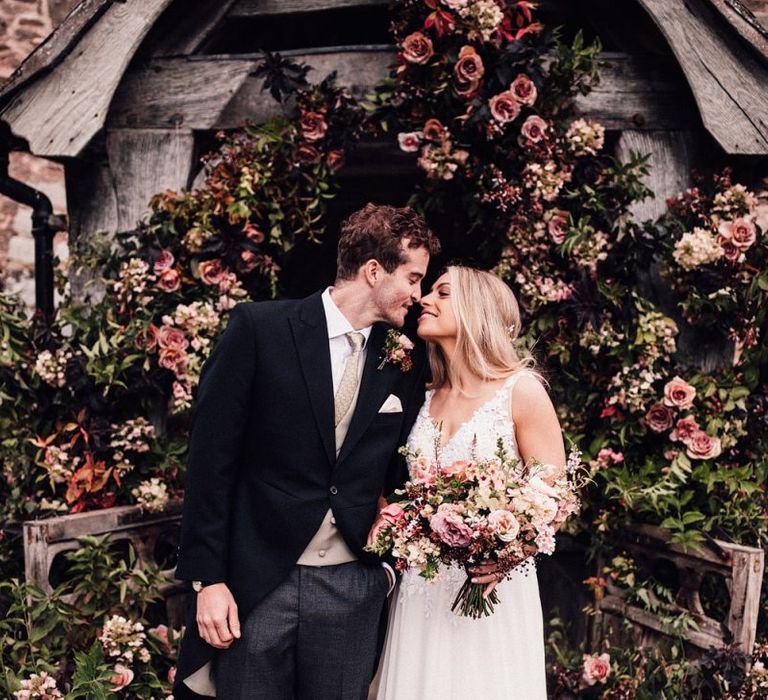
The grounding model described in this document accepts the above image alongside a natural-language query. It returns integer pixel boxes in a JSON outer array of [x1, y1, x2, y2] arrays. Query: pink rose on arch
[[423, 118, 448, 142], [296, 143, 321, 165], [663, 376, 696, 410], [454, 45, 484, 83], [645, 402, 674, 433], [510, 73, 537, 106], [430, 504, 472, 548], [158, 325, 188, 351], [149, 624, 170, 650], [685, 431, 722, 460], [217, 271, 238, 294], [670, 415, 700, 443], [402, 31, 434, 64], [243, 222, 265, 244], [167, 666, 177, 685], [489, 91, 521, 124], [199, 259, 226, 285], [398, 132, 422, 152], [719, 217, 756, 250], [545, 209, 569, 244], [521, 115, 548, 143], [153, 249, 175, 275], [110, 664, 134, 691], [300, 112, 328, 142], [440, 459, 470, 480], [157, 268, 181, 293], [158, 347, 188, 373], [582, 652, 611, 686], [718, 236, 743, 263], [326, 150, 345, 173]]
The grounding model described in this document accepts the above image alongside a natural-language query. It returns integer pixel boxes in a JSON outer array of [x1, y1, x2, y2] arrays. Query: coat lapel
[[288, 292, 336, 466], [336, 323, 398, 466]]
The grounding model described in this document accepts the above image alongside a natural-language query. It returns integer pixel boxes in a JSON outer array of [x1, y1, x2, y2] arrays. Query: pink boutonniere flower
[[378, 330, 414, 372]]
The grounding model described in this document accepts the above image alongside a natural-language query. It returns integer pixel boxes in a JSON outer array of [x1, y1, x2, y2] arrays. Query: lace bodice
[[406, 370, 534, 470]]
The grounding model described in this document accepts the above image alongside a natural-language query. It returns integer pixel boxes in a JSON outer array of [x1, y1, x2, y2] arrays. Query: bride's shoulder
[[508, 370, 552, 419]]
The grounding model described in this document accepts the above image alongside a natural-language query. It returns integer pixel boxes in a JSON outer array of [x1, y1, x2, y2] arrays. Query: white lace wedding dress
[[372, 371, 548, 699]]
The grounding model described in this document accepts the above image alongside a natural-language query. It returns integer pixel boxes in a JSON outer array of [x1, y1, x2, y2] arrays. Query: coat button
[[330, 485, 338, 495], [318, 549, 327, 558]]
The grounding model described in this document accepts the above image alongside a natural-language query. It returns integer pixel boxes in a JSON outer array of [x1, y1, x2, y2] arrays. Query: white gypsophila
[[565, 118, 605, 156], [673, 228, 723, 270], [169, 301, 221, 337], [523, 161, 571, 202], [713, 183, 758, 216], [99, 615, 150, 665], [112, 258, 154, 304], [132, 478, 170, 513], [458, 0, 504, 40], [42, 445, 73, 484], [34, 348, 72, 388], [110, 417, 155, 453], [13, 671, 64, 700], [638, 311, 679, 355]]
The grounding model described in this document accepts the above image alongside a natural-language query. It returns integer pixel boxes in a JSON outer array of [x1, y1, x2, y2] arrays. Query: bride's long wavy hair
[[427, 265, 540, 391]]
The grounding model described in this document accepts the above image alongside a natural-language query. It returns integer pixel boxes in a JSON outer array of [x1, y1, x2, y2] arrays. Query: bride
[[370, 265, 565, 699]]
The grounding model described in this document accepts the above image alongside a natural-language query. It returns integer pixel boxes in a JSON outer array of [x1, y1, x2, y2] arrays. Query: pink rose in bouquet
[[430, 504, 473, 547]]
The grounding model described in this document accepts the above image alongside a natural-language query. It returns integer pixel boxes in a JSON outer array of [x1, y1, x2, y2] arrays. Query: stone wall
[[0, 0, 69, 311]]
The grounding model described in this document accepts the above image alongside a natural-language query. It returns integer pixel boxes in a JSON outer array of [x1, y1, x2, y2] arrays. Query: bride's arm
[[512, 374, 566, 479]]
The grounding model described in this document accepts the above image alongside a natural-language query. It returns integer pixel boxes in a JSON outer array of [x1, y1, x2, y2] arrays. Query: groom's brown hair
[[335, 203, 440, 280]]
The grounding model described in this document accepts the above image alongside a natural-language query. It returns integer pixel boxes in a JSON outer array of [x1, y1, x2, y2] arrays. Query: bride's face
[[417, 273, 457, 341]]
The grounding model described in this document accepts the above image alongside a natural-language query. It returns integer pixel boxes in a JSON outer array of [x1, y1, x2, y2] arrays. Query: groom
[[173, 203, 441, 698]]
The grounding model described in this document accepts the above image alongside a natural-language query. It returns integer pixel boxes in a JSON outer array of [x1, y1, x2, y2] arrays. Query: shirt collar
[[322, 287, 373, 345]]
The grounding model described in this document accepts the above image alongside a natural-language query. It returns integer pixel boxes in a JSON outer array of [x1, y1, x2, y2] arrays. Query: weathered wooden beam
[[107, 51, 697, 132], [636, 0, 768, 154], [0, 0, 174, 158], [615, 130, 698, 221], [229, 0, 386, 17], [106, 128, 196, 231]]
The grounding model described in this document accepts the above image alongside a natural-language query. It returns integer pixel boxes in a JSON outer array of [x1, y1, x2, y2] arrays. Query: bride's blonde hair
[[427, 265, 539, 390]]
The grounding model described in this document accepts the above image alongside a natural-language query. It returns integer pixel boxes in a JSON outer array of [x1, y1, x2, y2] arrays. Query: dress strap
[[503, 370, 537, 417]]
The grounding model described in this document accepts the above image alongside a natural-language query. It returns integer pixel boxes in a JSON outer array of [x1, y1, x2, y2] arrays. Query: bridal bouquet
[[366, 442, 586, 618]]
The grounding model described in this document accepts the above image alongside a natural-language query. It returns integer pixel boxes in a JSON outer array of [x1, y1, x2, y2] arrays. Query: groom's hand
[[196, 583, 241, 649]]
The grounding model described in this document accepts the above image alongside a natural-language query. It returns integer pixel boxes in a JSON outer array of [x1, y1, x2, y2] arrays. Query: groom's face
[[371, 242, 430, 328]]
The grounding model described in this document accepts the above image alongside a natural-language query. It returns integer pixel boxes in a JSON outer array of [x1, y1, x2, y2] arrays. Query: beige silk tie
[[334, 331, 365, 426]]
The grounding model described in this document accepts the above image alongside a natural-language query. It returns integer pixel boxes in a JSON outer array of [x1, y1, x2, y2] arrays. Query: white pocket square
[[378, 394, 403, 413]]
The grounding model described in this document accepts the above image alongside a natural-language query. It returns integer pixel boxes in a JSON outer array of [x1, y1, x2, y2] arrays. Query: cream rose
[[488, 509, 521, 542]]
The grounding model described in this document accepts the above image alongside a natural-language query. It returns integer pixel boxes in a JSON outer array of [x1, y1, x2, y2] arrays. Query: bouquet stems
[[451, 577, 500, 618]]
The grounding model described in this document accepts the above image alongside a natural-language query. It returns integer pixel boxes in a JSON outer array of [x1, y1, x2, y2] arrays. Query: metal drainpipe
[[0, 132, 67, 319]]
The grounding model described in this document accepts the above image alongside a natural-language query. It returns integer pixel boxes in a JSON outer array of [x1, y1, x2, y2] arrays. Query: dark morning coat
[[173, 291, 426, 691]]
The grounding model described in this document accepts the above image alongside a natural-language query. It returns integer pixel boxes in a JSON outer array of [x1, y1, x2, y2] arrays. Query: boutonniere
[[378, 330, 414, 371]]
